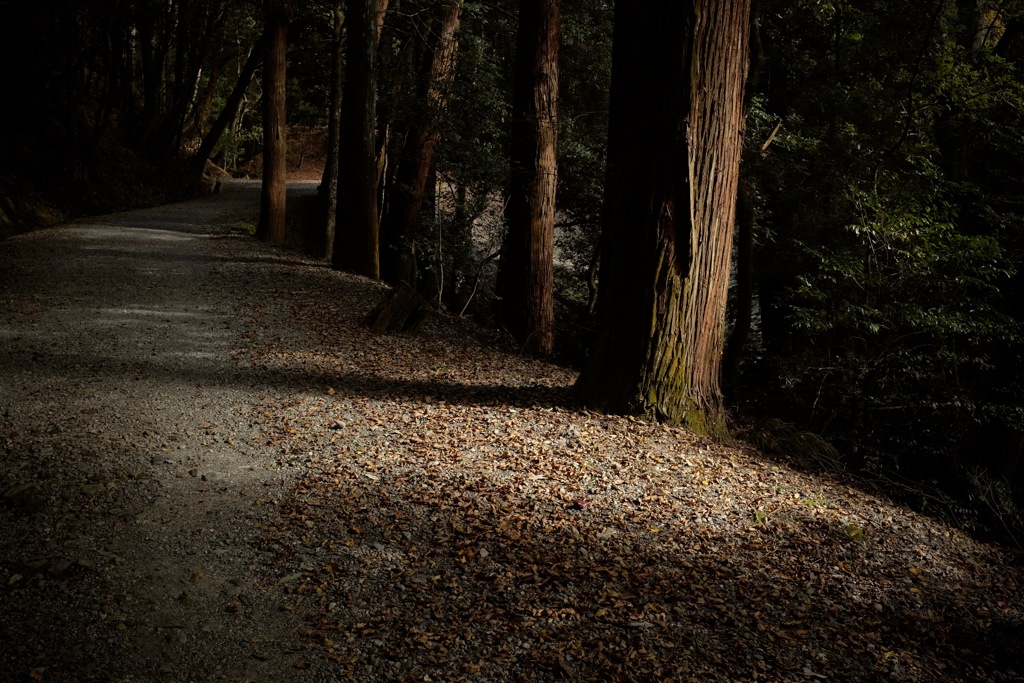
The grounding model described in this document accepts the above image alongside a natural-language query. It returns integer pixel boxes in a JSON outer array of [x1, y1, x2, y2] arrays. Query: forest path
[[1, 184, 1023, 683], [0, 181, 333, 682]]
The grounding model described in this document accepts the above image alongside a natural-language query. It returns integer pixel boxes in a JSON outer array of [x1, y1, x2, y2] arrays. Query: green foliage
[[286, 0, 337, 127], [730, 0, 1024, 541], [411, 2, 516, 312], [218, 127, 263, 172], [555, 0, 613, 282], [551, 0, 613, 360], [782, 169, 1020, 464]]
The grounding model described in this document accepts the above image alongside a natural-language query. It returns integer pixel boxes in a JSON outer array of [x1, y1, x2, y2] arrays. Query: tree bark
[[192, 53, 226, 142], [379, 0, 465, 286], [333, 0, 381, 278], [575, 0, 750, 437], [257, 1, 290, 245], [724, 3, 765, 391], [496, 0, 560, 356], [723, 179, 755, 391], [323, 0, 386, 261], [376, 0, 390, 43]]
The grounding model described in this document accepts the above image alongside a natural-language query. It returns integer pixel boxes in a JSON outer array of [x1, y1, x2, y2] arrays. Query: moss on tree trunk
[[575, 0, 750, 439]]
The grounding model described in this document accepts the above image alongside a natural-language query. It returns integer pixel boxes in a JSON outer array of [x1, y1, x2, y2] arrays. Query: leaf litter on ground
[[228, 247, 1023, 683]]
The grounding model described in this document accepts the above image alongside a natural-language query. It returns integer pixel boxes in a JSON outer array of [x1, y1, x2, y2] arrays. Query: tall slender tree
[[379, 0, 465, 286], [496, 0, 560, 355], [575, 0, 751, 436], [320, 0, 389, 259], [318, 2, 345, 258], [193, 28, 270, 173], [333, 0, 381, 278], [256, 0, 291, 244]]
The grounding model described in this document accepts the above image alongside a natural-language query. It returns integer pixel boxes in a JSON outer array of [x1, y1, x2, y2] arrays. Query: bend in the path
[[0, 181, 330, 682]]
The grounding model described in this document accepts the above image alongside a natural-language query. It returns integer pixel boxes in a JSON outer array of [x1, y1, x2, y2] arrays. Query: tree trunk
[[379, 0, 464, 286], [192, 29, 269, 172], [496, 0, 560, 356], [257, 1, 290, 245], [333, 0, 381, 278], [192, 56, 225, 142], [156, 0, 203, 154], [318, 3, 345, 259], [376, 0, 390, 43], [137, 15, 166, 140], [575, 0, 751, 437]]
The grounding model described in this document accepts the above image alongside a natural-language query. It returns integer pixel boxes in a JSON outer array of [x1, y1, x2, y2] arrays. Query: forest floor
[[0, 181, 1022, 683]]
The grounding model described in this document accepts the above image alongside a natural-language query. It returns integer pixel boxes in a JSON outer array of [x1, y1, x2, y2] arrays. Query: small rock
[[23, 557, 49, 572], [48, 559, 72, 577], [8, 574, 23, 586], [188, 468, 200, 478], [278, 572, 304, 585]]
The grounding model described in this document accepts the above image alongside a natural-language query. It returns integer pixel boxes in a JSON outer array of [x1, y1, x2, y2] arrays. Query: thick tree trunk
[[496, 0, 560, 356], [575, 0, 750, 437], [333, 0, 381, 278], [379, 0, 464, 286], [257, 1, 290, 245]]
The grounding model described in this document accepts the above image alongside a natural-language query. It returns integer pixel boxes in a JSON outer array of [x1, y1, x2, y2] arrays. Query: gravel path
[[0, 181, 331, 682]]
